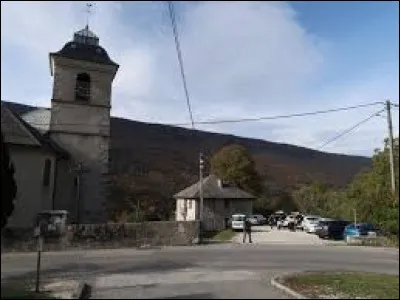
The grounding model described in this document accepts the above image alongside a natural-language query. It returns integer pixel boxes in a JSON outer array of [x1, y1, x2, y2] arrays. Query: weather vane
[[85, 2, 94, 28]]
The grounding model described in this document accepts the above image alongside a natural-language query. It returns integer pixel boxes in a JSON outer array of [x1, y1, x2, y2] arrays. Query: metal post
[[75, 163, 82, 224], [353, 208, 357, 226], [199, 152, 204, 242], [386, 100, 396, 197], [35, 228, 43, 293]]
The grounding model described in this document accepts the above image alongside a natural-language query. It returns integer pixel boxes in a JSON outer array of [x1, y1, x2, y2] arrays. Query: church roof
[[1, 104, 69, 158], [173, 174, 256, 200], [1, 103, 40, 146], [74, 26, 98, 39], [50, 26, 118, 67], [22, 108, 51, 134]]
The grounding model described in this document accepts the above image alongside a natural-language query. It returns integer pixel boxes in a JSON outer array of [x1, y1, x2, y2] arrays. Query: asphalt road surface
[[1, 244, 398, 299]]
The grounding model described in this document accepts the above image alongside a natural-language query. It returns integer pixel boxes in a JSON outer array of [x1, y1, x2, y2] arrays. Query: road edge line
[[270, 276, 307, 299]]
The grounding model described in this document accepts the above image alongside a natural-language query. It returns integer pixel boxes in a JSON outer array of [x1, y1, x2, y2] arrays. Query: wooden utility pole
[[386, 100, 396, 197], [353, 208, 357, 226], [199, 152, 204, 242]]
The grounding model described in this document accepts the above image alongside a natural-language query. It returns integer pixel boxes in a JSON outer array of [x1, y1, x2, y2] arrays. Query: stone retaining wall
[[1, 221, 200, 252]]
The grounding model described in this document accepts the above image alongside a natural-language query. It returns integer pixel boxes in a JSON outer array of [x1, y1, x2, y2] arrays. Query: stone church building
[[1, 26, 119, 227]]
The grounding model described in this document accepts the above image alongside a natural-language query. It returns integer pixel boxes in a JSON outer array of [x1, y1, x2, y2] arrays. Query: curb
[[270, 276, 307, 299]]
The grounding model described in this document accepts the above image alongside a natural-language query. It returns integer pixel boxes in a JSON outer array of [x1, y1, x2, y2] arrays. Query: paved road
[[1, 244, 398, 299]]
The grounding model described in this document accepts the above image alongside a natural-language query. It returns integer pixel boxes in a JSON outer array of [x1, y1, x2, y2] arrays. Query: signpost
[[34, 222, 44, 293]]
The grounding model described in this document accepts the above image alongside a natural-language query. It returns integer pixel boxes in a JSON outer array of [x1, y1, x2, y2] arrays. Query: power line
[[169, 101, 384, 126], [1, 101, 384, 127], [167, 1, 195, 129], [316, 109, 385, 151]]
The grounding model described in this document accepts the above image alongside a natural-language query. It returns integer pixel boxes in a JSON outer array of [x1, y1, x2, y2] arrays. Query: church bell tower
[[49, 25, 119, 223]]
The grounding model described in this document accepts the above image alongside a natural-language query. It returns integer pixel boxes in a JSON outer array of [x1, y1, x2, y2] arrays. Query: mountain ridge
[[2, 100, 371, 215]]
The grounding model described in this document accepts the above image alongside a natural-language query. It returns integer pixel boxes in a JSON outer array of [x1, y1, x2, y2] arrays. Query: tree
[[108, 171, 177, 222], [292, 182, 330, 216], [210, 144, 261, 195], [291, 137, 399, 236], [345, 137, 399, 234], [1, 131, 17, 229]]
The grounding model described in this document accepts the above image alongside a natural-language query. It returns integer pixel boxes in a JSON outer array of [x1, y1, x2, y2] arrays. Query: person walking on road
[[243, 216, 252, 243]]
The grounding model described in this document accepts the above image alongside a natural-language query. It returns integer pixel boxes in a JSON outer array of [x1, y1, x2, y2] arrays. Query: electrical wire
[[316, 109, 385, 151], [167, 1, 195, 129], [1, 101, 385, 127], [169, 101, 384, 126]]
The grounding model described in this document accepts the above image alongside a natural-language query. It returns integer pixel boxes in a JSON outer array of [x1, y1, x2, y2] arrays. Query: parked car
[[343, 223, 380, 242], [301, 215, 320, 233], [314, 217, 333, 231], [268, 212, 286, 227], [231, 214, 246, 231], [278, 215, 296, 230], [316, 220, 350, 240], [249, 214, 266, 225]]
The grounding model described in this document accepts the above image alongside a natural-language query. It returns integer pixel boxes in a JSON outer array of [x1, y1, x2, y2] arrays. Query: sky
[[1, 1, 399, 157]]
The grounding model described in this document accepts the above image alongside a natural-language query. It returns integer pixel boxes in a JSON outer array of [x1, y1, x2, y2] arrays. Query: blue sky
[[1, 1, 399, 156]]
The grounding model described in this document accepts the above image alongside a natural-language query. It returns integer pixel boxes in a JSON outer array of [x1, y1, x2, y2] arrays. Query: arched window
[[43, 159, 52, 186], [75, 73, 91, 102]]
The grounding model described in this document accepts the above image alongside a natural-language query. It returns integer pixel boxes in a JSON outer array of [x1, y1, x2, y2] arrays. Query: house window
[[75, 73, 91, 102], [188, 200, 192, 209], [43, 159, 51, 186]]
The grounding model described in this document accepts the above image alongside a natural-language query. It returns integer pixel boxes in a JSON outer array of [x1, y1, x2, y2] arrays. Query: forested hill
[[3, 100, 371, 209]]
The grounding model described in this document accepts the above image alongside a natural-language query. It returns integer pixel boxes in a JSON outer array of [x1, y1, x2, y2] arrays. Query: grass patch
[[203, 229, 236, 241], [1, 283, 56, 299], [345, 236, 399, 248], [281, 272, 399, 299]]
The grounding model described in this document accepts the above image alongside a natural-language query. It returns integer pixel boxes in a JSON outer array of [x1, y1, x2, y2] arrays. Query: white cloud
[[1, 1, 398, 157]]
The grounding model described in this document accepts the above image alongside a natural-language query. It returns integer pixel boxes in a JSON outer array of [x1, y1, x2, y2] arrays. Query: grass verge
[[280, 272, 399, 299], [345, 236, 399, 248], [1, 283, 56, 299]]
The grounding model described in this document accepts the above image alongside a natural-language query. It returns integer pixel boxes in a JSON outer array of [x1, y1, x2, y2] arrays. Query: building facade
[[174, 175, 255, 231], [2, 25, 119, 227], [48, 26, 119, 223]]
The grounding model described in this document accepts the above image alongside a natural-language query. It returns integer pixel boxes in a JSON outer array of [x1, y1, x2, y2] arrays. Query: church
[[1, 25, 119, 227]]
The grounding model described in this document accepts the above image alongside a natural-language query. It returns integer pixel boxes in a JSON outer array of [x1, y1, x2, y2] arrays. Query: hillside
[[2, 101, 371, 216]]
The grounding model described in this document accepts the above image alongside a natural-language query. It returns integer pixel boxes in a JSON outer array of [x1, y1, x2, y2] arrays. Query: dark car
[[316, 220, 350, 240], [268, 213, 286, 227]]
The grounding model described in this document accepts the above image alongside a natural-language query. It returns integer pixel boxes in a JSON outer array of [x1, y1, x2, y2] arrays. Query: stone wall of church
[[51, 133, 110, 223], [1, 221, 200, 252], [52, 56, 115, 107]]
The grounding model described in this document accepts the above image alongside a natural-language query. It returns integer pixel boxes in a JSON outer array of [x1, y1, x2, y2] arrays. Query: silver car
[[249, 214, 266, 225]]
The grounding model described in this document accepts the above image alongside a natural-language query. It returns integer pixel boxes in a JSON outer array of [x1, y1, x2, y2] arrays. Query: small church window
[[75, 73, 91, 102], [43, 159, 51, 187]]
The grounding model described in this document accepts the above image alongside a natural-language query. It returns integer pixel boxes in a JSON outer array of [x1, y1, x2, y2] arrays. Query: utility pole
[[353, 208, 357, 226], [199, 152, 204, 243], [386, 100, 396, 197]]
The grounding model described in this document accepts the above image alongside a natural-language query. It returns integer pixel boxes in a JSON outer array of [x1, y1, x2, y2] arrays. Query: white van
[[231, 214, 246, 231]]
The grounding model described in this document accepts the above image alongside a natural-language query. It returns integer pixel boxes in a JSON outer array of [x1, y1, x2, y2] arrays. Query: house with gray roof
[[173, 174, 255, 231]]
